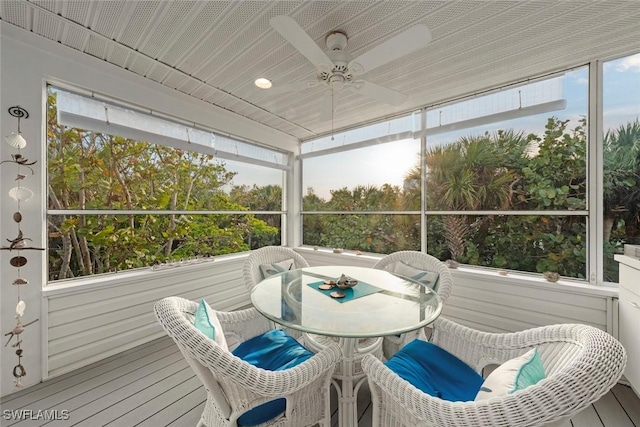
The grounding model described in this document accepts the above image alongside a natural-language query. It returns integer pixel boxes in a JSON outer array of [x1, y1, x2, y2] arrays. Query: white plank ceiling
[[1, 0, 640, 141]]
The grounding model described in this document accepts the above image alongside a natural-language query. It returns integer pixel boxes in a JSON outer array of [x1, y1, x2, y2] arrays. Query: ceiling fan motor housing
[[320, 32, 354, 87], [326, 31, 348, 51]]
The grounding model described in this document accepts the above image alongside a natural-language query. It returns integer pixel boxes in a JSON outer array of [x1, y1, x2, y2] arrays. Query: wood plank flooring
[[1, 337, 638, 427]]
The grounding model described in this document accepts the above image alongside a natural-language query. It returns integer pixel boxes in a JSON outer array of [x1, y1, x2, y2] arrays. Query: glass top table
[[251, 265, 442, 338], [251, 265, 442, 427]]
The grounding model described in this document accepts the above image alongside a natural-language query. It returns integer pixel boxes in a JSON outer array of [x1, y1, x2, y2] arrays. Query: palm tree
[[405, 131, 527, 260], [603, 119, 640, 244]]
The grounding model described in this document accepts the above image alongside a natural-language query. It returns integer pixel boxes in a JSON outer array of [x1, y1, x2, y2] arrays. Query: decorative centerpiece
[[336, 273, 358, 289], [317, 274, 359, 299]]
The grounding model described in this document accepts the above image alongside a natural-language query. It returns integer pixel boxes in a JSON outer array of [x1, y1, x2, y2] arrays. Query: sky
[[227, 53, 640, 200]]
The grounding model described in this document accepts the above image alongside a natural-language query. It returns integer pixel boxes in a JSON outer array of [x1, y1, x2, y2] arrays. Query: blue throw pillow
[[193, 299, 228, 350], [385, 340, 484, 402], [232, 329, 314, 426]]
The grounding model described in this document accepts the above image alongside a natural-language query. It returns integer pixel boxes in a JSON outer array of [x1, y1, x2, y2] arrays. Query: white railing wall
[[297, 248, 618, 334], [43, 256, 249, 378], [41, 247, 617, 380], [444, 269, 615, 333]]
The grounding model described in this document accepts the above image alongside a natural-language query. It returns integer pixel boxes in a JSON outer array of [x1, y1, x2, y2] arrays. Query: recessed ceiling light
[[254, 78, 272, 89]]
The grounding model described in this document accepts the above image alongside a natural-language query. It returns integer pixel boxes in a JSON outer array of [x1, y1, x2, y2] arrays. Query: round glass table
[[251, 265, 442, 427]]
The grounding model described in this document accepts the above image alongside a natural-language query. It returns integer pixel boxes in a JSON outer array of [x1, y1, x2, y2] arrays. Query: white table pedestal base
[[332, 337, 369, 427]]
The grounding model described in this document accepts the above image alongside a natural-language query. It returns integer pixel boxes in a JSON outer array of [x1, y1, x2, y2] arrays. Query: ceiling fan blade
[[319, 90, 335, 122], [263, 80, 320, 96], [348, 81, 408, 106], [270, 16, 333, 68], [349, 24, 432, 75]]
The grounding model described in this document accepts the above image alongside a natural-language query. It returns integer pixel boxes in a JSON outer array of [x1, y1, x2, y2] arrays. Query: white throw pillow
[[194, 299, 228, 351], [259, 258, 295, 279], [475, 348, 545, 400]]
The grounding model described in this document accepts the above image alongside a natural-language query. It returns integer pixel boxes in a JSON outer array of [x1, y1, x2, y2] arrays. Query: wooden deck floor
[[1, 337, 638, 427]]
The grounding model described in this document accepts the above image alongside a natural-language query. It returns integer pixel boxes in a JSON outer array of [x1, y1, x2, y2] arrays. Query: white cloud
[[616, 53, 640, 72]]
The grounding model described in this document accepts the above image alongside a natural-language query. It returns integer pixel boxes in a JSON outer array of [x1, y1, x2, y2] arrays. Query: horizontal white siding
[[44, 256, 248, 378], [43, 247, 617, 379], [445, 268, 616, 333], [297, 248, 617, 333]]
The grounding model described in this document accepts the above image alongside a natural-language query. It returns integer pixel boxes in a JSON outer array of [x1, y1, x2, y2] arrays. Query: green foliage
[[302, 117, 599, 278], [515, 118, 586, 210], [602, 119, 640, 281], [426, 131, 525, 211], [47, 90, 279, 280], [420, 118, 588, 276], [48, 81, 639, 282], [302, 185, 420, 254]]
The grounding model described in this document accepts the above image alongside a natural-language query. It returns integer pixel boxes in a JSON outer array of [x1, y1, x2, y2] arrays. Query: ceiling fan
[[267, 16, 432, 122]]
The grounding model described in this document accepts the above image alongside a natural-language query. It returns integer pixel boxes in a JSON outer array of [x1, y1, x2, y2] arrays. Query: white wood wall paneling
[[442, 298, 605, 333], [48, 261, 245, 315], [448, 270, 613, 333], [296, 248, 614, 333], [45, 257, 247, 378], [446, 283, 607, 326], [43, 248, 616, 379], [48, 281, 247, 356], [48, 324, 161, 376]]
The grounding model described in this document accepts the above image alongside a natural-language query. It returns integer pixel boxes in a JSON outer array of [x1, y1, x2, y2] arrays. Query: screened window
[[302, 67, 591, 279], [47, 87, 288, 281], [422, 68, 588, 278], [602, 53, 640, 282], [302, 138, 421, 254]]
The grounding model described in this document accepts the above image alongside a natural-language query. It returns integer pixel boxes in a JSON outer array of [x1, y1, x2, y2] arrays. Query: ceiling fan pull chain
[[331, 88, 335, 141]]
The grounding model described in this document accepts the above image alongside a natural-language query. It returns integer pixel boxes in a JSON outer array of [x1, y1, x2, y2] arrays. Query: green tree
[[404, 119, 588, 277], [47, 90, 278, 279], [467, 118, 587, 277], [603, 119, 640, 280], [407, 131, 527, 260], [301, 184, 415, 253]]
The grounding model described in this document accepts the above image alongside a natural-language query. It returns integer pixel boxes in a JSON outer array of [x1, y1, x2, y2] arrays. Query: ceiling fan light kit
[[268, 16, 433, 121]]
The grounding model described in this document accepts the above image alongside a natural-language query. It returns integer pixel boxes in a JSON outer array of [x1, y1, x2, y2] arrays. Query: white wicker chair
[[362, 317, 627, 427], [243, 246, 383, 380], [154, 296, 341, 427], [372, 251, 453, 359], [242, 246, 310, 293], [242, 246, 310, 341]]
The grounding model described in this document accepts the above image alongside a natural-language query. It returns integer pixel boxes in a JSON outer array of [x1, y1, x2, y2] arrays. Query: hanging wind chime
[[1, 106, 42, 388]]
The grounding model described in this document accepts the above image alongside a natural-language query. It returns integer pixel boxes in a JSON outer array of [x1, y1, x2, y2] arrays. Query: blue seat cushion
[[385, 339, 484, 402], [232, 329, 314, 426]]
